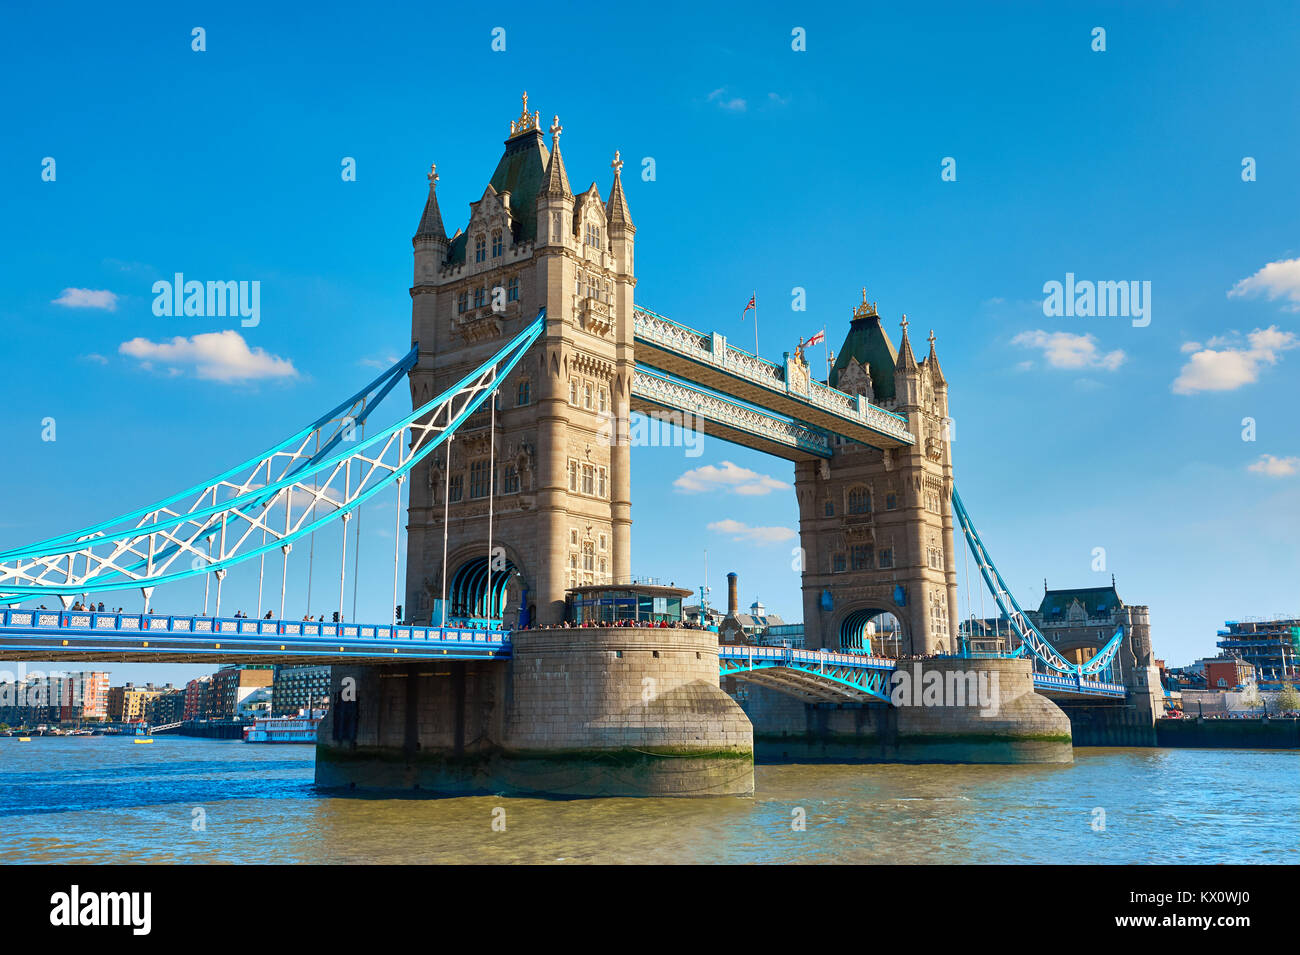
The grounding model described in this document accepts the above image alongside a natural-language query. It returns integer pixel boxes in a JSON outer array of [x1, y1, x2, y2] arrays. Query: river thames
[[1, 737, 1294, 864]]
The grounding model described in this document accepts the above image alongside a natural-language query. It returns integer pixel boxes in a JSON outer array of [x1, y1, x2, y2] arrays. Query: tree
[[1276, 682, 1300, 714]]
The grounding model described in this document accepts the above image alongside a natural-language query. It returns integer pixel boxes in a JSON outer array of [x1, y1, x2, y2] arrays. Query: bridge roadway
[[0, 609, 1125, 700], [633, 306, 915, 452]]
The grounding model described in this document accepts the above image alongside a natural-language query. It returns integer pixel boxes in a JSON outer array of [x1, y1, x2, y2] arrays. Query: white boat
[[242, 712, 323, 743]]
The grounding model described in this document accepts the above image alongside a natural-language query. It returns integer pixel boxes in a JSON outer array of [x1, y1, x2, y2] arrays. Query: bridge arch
[[831, 601, 908, 656], [436, 543, 530, 627]]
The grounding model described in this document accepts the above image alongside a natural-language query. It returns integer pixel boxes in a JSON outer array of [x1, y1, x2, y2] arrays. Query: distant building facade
[[209, 666, 275, 721], [1216, 618, 1299, 684], [272, 665, 331, 716]]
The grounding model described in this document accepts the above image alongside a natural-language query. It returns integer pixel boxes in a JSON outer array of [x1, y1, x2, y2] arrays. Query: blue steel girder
[[0, 311, 546, 599], [630, 366, 832, 461], [719, 647, 894, 703], [633, 306, 914, 450]]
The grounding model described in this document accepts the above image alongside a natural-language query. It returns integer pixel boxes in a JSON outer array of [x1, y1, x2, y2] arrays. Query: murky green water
[[1, 737, 1294, 864]]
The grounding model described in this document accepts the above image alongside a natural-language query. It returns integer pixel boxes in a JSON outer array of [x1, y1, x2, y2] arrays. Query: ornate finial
[[427, 163, 438, 186], [900, 313, 909, 333], [611, 150, 624, 175], [510, 92, 540, 136], [550, 115, 563, 144], [928, 329, 936, 347], [853, 287, 878, 320]]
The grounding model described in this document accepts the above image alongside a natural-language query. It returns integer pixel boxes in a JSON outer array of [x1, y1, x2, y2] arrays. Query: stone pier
[[315, 626, 754, 797], [739, 657, 1073, 764]]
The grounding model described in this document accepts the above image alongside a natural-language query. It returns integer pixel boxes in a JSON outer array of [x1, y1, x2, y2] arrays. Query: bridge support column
[[315, 627, 754, 797], [739, 657, 1073, 764]]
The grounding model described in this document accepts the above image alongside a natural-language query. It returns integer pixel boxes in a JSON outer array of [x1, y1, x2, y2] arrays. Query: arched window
[[552, 212, 561, 239], [473, 287, 485, 308], [569, 379, 579, 405], [848, 486, 871, 515], [507, 275, 520, 301], [516, 378, 530, 406], [457, 291, 468, 314], [491, 230, 503, 258], [474, 236, 486, 263], [598, 387, 608, 413]]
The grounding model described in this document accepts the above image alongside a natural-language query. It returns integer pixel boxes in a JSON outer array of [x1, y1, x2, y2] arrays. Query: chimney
[[727, 572, 739, 617]]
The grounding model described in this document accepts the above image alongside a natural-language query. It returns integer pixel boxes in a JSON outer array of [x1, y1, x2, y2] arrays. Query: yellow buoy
[[18, 737, 32, 742], [133, 738, 153, 744]]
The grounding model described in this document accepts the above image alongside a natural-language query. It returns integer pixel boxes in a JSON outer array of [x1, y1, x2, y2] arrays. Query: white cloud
[[706, 519, 795, 544], [53, 288, 118, 311], [1228, 257, 1300, 311], [674, 460, 789, 496], [1011, 330, 1125, 371], [81, 353, 109, 364], [1247, 454, 1300, 478], [1172, 326, 1298, 395], [707, 88, 747, 111], [119, 330, 298, 383], [360, 354, 399, 370]]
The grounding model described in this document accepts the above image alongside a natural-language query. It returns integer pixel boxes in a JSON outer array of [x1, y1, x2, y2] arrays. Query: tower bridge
[[0, 95, 1163, 797]]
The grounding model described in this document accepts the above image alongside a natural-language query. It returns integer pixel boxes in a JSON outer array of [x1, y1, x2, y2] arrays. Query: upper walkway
[[634, 306, 914, 451], [0, 609, 1124, 698]]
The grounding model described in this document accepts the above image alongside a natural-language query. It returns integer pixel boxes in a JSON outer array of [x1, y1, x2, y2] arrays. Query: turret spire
[[926, 328, 947, 386], [541, 115, 572, 199], [414, 162, 447, 243], [606, 149, 635, 233], [896, 313, 918, 370]]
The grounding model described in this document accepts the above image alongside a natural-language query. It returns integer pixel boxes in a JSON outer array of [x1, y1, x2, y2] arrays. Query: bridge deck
[[630, 368, 831, 461], [0, 610, 1125, 698], [634, 306, 914, 451]]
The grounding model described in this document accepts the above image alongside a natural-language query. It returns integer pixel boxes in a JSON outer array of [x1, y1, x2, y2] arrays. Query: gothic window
[[474, 236, 486, 263], [598, 533, 607, 550], [516, 378, 530, 406], [824, 499, 834, 517], [570, 528, 579, 546], [473, 287, 486, 308], [581, 464, 595, 495], [457, 291, 468, 314], [885, 493, 897, 511], [598, 557, 607, 576], [582, 541, 595, 572], [586, 222, 601, 249], [850, 545, 873, 570], [583, 382, 593, 410], [879, 548, 894, 569], [491, 230, 503, 258], [568, 460, 579, 492], [598, 387, 608, 413], [833, 554, 846, 573], [597, 466, 607, 498], [552, 212, 561, 238], [576, 271, 585, 297], [469, 460, 490, 499], [448, 474, 463, 503], [503, 465, 519, 493], [569, 379, 579, 405], [507, 275, 520, 302], [848, 487, 871, 515]]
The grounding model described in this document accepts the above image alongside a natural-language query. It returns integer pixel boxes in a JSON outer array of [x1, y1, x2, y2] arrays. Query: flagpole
[[753, 289, 759, 356], [823, 325, 830, 380]]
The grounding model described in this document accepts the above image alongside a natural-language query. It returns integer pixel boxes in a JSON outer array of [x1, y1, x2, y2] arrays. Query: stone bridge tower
[[793, 294, 959, 655], [404, 95, 636, 627]]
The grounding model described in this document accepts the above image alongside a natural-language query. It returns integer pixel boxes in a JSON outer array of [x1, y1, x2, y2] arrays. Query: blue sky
[[2, 1, 1298, 686]]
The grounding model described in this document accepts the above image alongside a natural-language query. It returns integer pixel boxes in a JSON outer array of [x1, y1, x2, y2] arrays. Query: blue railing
[[0, 608, 509, 647]]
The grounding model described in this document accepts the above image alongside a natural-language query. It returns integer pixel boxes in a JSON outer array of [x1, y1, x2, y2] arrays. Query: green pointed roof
[[487, 128, 550, 244], [1038, 586, 1124, 617], [830, 298, 898, 401]]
